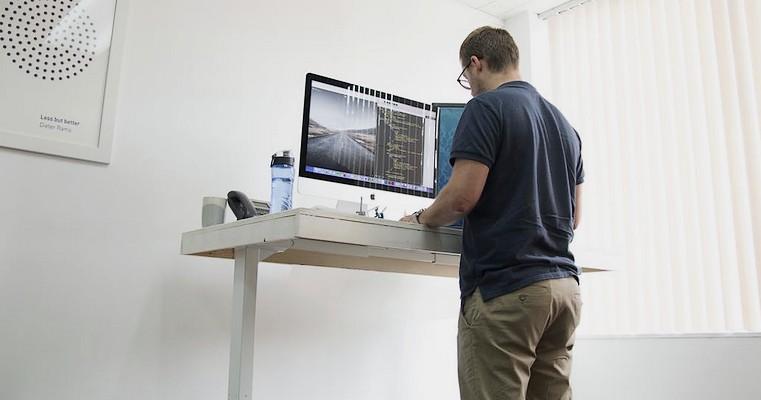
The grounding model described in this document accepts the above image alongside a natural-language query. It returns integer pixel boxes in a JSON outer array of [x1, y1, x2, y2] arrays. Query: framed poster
[[0, 0, 128, 164]]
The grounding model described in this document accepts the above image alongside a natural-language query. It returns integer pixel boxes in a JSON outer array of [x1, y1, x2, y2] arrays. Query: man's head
[[459, 26, 521, 95]]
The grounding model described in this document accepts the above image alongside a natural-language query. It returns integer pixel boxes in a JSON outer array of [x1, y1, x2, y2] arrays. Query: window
[[547, 0, 761, 333]]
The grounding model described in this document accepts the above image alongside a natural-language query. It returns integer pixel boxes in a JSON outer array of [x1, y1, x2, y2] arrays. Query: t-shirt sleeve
[[575, 130, 585, 185], [449, 98, 500, 169]]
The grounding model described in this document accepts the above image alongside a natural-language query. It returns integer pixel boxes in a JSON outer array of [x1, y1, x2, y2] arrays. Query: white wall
[[573, 334, 761, 400], [505, 11, 551, 94], [0, 1, 499, 399]]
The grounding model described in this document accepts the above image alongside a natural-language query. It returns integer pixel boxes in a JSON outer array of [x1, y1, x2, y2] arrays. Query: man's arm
[[402, 159, 489, 227], [574, 184, 583, 230]]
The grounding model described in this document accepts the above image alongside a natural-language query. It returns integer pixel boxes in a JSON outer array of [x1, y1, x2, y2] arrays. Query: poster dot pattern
[[0, 0, 97, 81]]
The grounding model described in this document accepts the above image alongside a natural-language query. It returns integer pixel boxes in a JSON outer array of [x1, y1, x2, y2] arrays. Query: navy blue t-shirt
[[450, 81, 584, 301]]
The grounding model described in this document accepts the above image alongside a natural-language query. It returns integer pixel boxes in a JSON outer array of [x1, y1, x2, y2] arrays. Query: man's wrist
[[413, 209, 426, 224]]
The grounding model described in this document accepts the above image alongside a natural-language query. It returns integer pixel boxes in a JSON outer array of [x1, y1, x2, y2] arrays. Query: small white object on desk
[[201, 196, 226, 227]]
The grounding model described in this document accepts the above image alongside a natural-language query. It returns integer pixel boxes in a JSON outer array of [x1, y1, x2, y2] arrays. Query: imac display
[[299, 73, 436, 207]]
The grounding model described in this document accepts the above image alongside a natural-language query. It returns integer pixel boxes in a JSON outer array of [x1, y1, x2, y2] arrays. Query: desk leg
[[228, 246, 260, 400]]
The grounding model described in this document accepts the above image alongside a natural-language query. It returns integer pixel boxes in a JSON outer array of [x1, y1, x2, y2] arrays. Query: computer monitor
[[298, 73, 437, 212], [432, 103, 466, 195]]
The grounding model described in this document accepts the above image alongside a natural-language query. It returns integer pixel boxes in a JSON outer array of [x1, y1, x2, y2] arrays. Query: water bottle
[[270, 150, 295, 213]]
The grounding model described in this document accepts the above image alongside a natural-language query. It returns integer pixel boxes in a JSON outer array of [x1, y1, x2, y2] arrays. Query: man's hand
[[399, 214, 418, 223], [400, 209, 424, 224]]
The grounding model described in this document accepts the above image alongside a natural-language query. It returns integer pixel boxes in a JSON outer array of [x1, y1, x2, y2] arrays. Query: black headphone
[[226, 191, 257, 220]]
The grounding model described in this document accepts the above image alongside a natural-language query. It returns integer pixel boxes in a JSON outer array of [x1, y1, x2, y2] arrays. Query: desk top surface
[[181, 208, 464, 277], [181, 208, 607, 277]]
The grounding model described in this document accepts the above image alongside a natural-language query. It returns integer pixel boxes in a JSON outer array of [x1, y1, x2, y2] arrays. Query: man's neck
[[482, 69, 522, 92]]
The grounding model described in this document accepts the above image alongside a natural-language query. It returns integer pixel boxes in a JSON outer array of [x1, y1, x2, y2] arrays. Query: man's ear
[[471, 56, 484, 72]]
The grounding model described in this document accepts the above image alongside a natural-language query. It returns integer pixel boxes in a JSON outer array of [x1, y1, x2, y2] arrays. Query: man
[[401, 26, 585, 400]]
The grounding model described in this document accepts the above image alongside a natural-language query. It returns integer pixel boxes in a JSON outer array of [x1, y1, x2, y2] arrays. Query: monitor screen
[[299, 73, 436, 201], [432, 103, 466, 195]]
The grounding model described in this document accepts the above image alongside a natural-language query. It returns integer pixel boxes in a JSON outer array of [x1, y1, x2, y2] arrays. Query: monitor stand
[[335, 199, 369, 216]]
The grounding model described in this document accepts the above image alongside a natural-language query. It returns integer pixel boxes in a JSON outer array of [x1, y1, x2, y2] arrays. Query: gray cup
[[202, 197, 227, 227]]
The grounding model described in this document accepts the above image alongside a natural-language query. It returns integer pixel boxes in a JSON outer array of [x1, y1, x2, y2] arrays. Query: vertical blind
[[547, 0, 761, 333]]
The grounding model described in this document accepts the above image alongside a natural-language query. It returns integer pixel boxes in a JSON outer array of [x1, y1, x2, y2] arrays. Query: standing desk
[[181, 208, 462, 400], [180, 207, 602, 400]]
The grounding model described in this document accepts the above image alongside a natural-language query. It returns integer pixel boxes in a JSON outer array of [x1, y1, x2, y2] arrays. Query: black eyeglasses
[[457, 59, 472, 90]]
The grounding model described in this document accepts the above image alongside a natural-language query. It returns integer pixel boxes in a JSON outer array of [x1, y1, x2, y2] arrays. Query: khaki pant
[[458, 277, 582, 400]]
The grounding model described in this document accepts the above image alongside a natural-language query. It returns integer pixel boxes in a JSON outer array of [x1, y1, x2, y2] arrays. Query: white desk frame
[[181, 208, 463, 400]]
